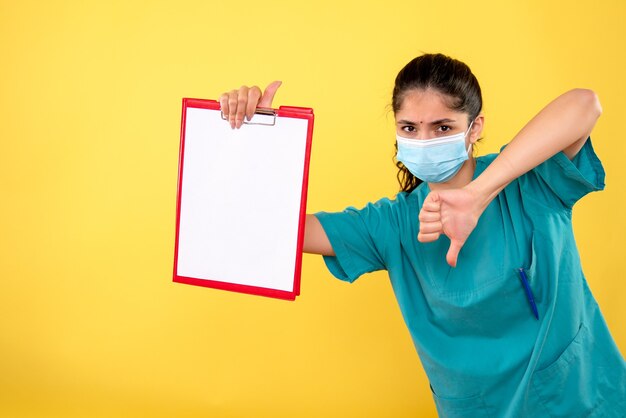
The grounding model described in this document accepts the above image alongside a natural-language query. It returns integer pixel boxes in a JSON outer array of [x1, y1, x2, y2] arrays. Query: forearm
[[468, 88, 602, 206]]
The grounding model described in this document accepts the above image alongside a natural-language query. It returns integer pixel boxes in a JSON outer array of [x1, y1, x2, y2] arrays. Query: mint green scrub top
[[315, 139, 626, 417]]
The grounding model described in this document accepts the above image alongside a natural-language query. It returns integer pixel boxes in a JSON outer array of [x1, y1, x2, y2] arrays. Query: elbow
[[571, 88, 602, 119]]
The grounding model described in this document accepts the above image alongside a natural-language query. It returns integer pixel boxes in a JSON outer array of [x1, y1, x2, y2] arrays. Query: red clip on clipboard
[[173, 98, 314, 300]]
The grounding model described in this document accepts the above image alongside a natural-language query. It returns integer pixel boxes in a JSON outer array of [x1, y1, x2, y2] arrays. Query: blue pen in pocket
[[518, 268, 539, 320]]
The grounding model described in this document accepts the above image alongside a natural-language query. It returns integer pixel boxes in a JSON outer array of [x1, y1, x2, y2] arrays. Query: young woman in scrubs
[[220, 54, 626, 417]]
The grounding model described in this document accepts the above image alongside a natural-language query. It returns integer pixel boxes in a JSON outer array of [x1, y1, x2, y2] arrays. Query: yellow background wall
[[1, 1, 625, 417]]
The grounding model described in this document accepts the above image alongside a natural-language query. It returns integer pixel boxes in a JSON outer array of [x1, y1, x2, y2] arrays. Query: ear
[[469, 114, 484, 144]]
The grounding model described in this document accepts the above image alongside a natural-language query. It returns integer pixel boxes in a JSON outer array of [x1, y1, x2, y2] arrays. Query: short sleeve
[[516, 137, 606, 209], [314, 199, 398, 283]]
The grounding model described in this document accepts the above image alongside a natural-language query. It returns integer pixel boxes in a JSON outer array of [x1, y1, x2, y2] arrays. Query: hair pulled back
[[392, 53, 483, 193]]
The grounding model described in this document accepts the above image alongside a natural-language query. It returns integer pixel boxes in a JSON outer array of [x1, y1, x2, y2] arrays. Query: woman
[[220, 54, 626, 417]]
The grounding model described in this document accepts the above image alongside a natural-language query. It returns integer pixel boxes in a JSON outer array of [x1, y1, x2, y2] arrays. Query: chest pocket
[[419, 229, 541, 336], [417, 197, 509, 293]]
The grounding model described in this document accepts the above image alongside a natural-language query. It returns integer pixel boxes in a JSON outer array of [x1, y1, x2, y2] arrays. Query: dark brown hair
[[392, 53, 483, 193]]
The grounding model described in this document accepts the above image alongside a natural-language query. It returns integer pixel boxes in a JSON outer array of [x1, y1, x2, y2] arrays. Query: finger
[[418, 231, 440, 243], [422, 192, 441, 212], [421, 201, 440, 212], [219, 93, 229, 120], [259, 80, 282, 108], [446, 240, 464, 268], [419, 221, 442, 234], [227, 89, 238, 129], [246, 86, 262, 122], [235, 86, 249, 129], [419, 210, 440, 222]]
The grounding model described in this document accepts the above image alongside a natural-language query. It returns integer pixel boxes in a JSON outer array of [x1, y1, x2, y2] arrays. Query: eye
[[401, 125, 416, 133], [438, 125, 452, 132]]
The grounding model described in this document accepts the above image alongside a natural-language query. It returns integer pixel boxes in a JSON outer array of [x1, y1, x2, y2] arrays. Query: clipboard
[[173, 98, 314, 300]]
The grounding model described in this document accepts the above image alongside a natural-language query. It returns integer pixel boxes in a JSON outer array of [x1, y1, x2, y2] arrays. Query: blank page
[[175, 102, 312, 296]]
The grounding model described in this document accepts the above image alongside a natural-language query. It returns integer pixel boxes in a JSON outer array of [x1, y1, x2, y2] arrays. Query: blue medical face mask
[[396, 121, 474, 183]]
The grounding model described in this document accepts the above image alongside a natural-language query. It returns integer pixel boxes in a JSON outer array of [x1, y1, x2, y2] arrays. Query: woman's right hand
[[219, 80, 283, 129]]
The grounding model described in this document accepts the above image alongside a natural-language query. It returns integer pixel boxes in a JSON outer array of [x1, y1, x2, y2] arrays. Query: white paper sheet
[[176, 106, 310, 293]]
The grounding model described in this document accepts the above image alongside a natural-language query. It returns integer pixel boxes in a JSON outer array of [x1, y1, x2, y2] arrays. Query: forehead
[[395, 89, 463, 120]]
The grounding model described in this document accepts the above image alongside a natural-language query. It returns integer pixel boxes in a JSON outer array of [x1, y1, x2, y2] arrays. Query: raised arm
[[419, 89, 602, 267], [469, 88, 602, 204]]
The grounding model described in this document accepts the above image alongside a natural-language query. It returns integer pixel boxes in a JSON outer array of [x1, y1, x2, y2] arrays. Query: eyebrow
[[397, 118, 457, 125]]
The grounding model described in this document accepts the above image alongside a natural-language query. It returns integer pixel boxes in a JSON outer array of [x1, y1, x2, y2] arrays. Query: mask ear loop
[[465, 120, 475, 154]]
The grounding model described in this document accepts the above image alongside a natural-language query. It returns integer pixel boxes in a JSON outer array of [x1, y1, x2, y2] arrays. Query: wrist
[[466, 152, 517, 209], [464, 176, 501, 212]]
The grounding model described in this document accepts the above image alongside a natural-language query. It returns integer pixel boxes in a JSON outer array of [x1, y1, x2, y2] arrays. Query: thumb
[[259, 80, 282, 108], [446, 239, 464, 268]]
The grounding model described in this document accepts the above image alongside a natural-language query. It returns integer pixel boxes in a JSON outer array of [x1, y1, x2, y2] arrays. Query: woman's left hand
[[418, 187, 487, 267]]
